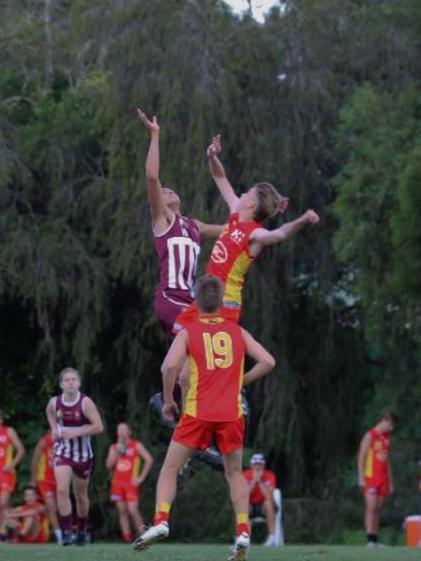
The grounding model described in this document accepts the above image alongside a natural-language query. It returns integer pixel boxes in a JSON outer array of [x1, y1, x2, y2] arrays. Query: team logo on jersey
[[75, 411, 81, 420], [230, 228, 245, 244], [211, 241, 228, 263], [0, 436, 6, 444], [117, 459, 132, 472]]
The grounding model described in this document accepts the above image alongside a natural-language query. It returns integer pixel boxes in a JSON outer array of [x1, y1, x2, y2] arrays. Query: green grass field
[[1, 543, 421, 561]]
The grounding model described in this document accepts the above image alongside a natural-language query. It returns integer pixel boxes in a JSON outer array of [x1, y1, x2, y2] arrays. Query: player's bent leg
[[72, 475, 90, 546], [262, 498, 276, 534], [132, 441, 194, 551], [20, 514, 40, 540]]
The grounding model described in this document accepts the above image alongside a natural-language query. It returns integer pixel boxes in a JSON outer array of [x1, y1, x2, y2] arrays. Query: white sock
[[54, 528, 63, 543]]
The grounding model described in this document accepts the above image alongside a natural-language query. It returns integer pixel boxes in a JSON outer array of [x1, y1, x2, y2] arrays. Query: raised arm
[[6, 428, 25, 471], [137, 108, 170, 229], [161, 330, 189, 421], [207, 135, 239, 212], [241, 329, 275, 386], [249, 209, 319, 252], [105, 444, 119, 471]]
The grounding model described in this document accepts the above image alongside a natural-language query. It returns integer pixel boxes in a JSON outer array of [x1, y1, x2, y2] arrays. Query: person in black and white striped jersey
[[46, 367, 103, 546]]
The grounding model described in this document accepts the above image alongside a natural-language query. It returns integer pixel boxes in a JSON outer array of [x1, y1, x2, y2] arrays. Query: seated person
[[243, 453, 277, 546], [2, 486, 49, 543]]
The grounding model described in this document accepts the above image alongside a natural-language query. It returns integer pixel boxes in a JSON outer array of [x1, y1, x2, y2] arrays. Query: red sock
[[153, 510, 169, 525], [77, 515, 88, 532], [60, 514, 73, 531], [236, 512, 250, 536], [122, 532, 132, 542], [236, 522, 250, 535]]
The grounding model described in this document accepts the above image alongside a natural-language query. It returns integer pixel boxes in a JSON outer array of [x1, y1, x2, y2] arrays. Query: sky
[[222, 0, 281, 23]]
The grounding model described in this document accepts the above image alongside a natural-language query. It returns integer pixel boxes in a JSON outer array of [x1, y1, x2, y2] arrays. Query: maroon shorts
[[154, 291, 194, 336], [54, 457, 93, 480], [172, 414, 244, 454]]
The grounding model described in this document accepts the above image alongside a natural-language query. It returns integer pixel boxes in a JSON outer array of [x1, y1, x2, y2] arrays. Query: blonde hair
[[58, 367, 81, 383], [253, 182, 281, 222]]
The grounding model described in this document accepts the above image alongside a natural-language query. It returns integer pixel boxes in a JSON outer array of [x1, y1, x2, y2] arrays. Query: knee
[[127, 503, 139, 517], [56, 487, 69, 501], [161, 458, 182, 475], [224, 464, 242, 481], [116, 503, 127, 516], [73, 488, 87, 505]]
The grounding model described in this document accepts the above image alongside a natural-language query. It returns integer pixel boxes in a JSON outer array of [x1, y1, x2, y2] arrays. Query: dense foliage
[[1, 0, 421, 542]]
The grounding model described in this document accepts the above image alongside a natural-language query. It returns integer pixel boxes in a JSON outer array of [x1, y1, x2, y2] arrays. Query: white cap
[[250, 453, 265, 465]]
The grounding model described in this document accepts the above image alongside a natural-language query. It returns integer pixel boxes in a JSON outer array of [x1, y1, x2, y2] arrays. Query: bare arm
[[9, 504, 45, 519], [105, 445, 119, 471], [357, 432, 371, 487], [134, 441, 154, 485], [45, 398, 60, 440], [207, 135, 239, 212], [249, 210, 319, 252], [241, 329, 275, 386], [5, 428, 25, 470], [61, 397, 104, 440], [257, 481, 275, 501], [161, 330, 189, 420], [30, 439, 44, 483], [194, 220, 224, 239], [137, 108, 170, 229], [45, 399, 58, 438]]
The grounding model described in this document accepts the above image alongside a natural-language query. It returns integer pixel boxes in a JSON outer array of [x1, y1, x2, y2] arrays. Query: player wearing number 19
[[133, 275, 275, 560]]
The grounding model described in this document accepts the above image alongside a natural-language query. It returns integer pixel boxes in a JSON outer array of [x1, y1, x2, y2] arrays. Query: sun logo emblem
[[211, 241, 228, 263]]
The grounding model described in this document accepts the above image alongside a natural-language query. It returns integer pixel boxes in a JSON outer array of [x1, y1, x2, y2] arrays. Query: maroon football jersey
[[54, 392, 93, 463], [153, 214, 201, 304]]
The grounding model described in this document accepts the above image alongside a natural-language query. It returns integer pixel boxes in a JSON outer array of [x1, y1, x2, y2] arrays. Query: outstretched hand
[[304, 209, 320, 224], [278, 196, 289, 214], [137, 108, 160, 134], [207, 134, 221, 158]]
